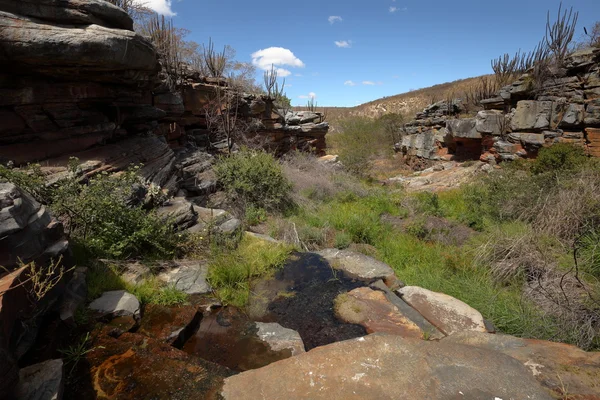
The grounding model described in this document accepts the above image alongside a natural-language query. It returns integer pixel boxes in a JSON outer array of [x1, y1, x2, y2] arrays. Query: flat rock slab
[[15, 359, 64, 400], [334, 288, 423, 339], [89, 290, 140, 319], [220, 334, 552, 400], [83, 332, 233, 400], [255, 322, 305, 356], [137, 304, 201, 345], [316, 249, 399, 288], [397, 286, 487, 335], [157, 260, 211, 295], [445, 331, 600, 399]]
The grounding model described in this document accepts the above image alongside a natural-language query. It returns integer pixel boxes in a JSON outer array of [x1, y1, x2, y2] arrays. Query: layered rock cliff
[[397, 47, 600, 162]]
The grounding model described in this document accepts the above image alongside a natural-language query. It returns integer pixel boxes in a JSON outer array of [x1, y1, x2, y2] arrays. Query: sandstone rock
[[87, 331, 233, 399], [0, 0, 134, 30], [445, 331, 600, 399], [475, 110, 505, 135], [558, 103, 584, 128], [255, 322, 305, 356], [220, 334, 552, 400], [0, 11, 159, 85], [509, 132, 545, 147], [137, 304, 201, 345], [585, 98, 600, 126], [14, 359, 64, 400], [369, 280, 444, 339], [217, 218, 242, 235], [0, 183, 67, 269], [334, 287, 424, 338], [510, 100, 560, 131], [58, 267, 87, 322], [157, 260, 211, 295], [89, 290, 140, 319], [245, 231, 281, 243], [316, 249, 398, 288], [397, 286, 487, 335], [446, 118, 481, 139]]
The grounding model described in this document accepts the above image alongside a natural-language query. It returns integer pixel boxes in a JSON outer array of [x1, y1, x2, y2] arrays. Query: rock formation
[[397, 47, 600, 162]]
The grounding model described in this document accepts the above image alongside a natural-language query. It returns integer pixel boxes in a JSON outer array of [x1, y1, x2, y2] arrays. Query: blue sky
[[146, 0, 599, 107]]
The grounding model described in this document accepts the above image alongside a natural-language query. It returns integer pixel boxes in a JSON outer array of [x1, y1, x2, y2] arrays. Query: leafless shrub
[[205, 84, 249, 153]]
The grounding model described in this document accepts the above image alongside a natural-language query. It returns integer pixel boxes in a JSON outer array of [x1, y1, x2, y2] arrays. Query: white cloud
[[328, 16, 342, 24], [251, 47, 305, 76], [344, 80, 356, 86], [362, 81, 376, 85], [389, 6, 398, 13], [334, 40, 352, 48], [143, 0, 176, 16], [298, 92, 317, 99]]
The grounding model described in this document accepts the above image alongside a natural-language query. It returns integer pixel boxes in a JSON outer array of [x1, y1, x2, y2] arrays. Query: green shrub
[[51, 166, 178, 260], [532, 143, 587, 174], [244, 205, 267, 226], [414, 192, 443, 217], [334, 231, 353, 249], [214, 149, 293, 212], [0, 163, 49, 203]]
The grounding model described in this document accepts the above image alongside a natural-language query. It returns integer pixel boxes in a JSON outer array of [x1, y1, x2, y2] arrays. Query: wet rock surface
[[181, 307, 297, 372], [156, 260, 211, 295], [220, 333, 553, 400], [258, 252, 368, 350], [78, 331, 234, 400], [137, 304, 201, 345]]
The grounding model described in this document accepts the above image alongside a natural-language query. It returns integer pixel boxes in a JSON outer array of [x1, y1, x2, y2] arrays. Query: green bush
[[214, 149, 293, 212], [532, 143, 587, 174]]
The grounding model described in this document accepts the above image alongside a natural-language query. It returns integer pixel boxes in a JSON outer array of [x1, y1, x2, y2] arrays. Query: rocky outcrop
[[220, 334, 553, 400], [0, 183, 69, 269], [397, 46, 600, 162], [88, 290, 141, 319]]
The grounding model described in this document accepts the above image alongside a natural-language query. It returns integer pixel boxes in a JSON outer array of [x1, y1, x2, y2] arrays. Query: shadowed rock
[[14, 359, 64, 400]]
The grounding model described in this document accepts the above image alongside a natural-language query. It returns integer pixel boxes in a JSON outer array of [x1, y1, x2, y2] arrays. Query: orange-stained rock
[[83, 332, 234, 400], [445, 331, 600, 399], [137, 304, 201, 345], [334, 288, 423, 338]]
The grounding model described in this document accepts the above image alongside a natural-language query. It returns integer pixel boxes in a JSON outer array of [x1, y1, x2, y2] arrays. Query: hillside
[[317, 75, 492, 128]]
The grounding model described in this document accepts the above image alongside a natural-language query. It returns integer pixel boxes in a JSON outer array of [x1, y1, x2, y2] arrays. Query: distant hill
[[297, 75, 492, 130]]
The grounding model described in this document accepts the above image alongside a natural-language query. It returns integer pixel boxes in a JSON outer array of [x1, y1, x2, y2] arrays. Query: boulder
[[397, 286, 487, 335], [0, 348, 18, 399], [369, 280, 443, 339], [475, 110, 505, 135], [334, 288, 424, 338], [445, 331, 600, 399], [157, 260, 211, 295], [0, 183, 68, 269], [14, 359, 64, 400], [558, 103, 584, 128], [510, 101, 560, 131], [255, 322, 305, 356], [316, 249, 399, 288], [89, 290, 140, 319], [446, 118, 481, 139], [220, 334, 552, 400], [0, 0, 134, 30]]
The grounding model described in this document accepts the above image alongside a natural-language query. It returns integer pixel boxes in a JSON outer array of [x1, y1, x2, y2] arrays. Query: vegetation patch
[[208, 234, 294, 307]]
